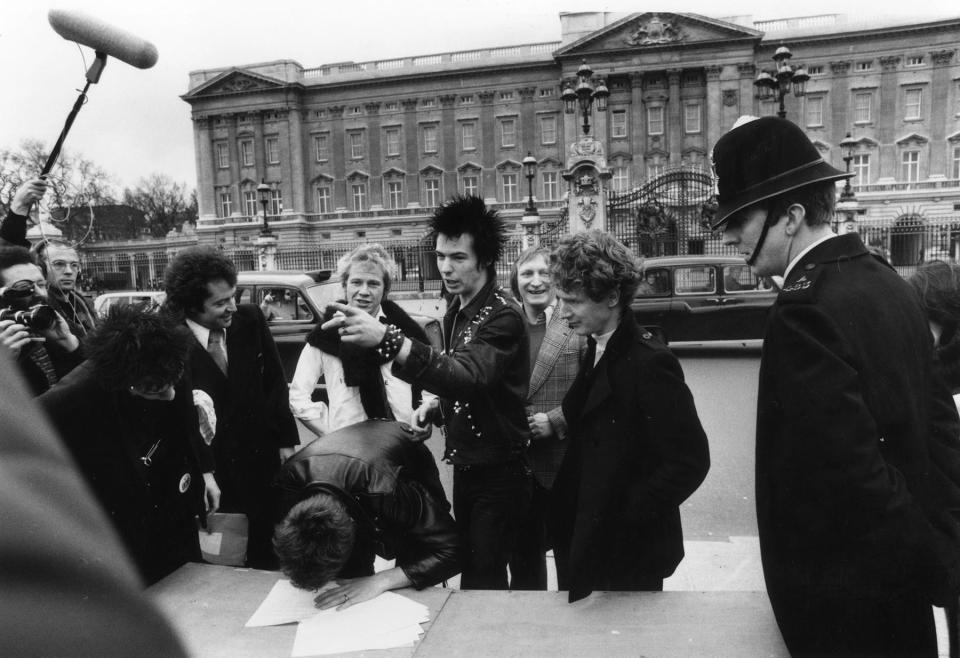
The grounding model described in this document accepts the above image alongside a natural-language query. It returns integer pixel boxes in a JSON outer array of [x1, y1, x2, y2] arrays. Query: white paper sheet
[[245, 580, 335, 627]]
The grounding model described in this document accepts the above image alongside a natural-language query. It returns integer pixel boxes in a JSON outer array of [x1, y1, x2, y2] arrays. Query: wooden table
[[150, 563, 787, 657]]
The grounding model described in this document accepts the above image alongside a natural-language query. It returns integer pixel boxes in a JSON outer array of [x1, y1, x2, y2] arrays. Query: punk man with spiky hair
[[326, 195, 531, 590]]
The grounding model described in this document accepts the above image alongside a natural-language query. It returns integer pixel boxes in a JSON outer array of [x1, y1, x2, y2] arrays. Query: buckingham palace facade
[[175, 11, 960, 270]]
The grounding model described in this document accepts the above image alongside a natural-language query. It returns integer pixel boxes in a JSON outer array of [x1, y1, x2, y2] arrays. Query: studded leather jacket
[[398, 278, 530, 466]]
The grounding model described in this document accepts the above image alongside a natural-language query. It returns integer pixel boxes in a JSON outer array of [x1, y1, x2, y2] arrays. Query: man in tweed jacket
[[508, 246, 586, 589]]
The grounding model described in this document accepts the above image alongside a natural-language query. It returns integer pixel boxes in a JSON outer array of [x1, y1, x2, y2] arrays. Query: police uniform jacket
[[757, 233, 960, 646], [275, 420, 463, 588], [551, 311, 710, 602]]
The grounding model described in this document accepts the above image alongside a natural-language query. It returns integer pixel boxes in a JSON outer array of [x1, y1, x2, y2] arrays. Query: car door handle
[[705, 297, 722, 305]]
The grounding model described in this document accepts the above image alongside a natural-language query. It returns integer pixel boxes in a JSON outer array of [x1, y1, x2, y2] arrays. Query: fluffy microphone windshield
[[48, 9, 158, 69]]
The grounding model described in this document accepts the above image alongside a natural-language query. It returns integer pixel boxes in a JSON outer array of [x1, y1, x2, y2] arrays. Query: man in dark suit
[[548, 230, 710, 603], [714, 116, 960, 656], [508, 245, 586, 590], [164, 246, 299, 570]]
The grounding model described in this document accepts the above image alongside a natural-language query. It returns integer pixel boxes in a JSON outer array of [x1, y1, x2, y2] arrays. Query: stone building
[[85, 11, 960, 283]]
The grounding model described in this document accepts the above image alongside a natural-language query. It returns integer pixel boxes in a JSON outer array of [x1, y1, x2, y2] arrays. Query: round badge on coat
[[178, 473, 192, 493]]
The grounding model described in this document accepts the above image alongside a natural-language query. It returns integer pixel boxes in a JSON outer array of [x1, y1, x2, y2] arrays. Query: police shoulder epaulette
[[778, 263, 823, 303]]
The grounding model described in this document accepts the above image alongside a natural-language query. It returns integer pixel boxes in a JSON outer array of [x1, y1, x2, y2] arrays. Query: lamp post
[[754, 46, 809, 119], [835, 132, 859, 234], [521, 152, 540, 249], [562, 60, 610, 135], [256, 179, 273, 236]]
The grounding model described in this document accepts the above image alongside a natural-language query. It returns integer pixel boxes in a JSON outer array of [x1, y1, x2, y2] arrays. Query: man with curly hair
[[326, 195, 531, 590], [39, 306, 214, 585], [163, 245, 299, 570], [548, 230, 709, 602]]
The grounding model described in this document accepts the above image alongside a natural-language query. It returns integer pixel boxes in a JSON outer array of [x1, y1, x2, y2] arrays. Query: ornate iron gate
[[607, 165, 719, 257]]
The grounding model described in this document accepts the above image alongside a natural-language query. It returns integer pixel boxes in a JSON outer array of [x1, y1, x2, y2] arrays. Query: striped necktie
[[207, 329, 228, 376]]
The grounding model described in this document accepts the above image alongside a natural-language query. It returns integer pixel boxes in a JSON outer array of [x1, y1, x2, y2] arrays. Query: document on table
[[245, 578, 430, 656]]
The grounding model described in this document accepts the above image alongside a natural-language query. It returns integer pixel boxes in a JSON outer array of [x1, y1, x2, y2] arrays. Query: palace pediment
[[183, 69, 289, 99], [555, 13, 762, 57]]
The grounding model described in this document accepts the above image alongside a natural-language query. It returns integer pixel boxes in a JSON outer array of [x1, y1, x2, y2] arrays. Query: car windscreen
[[306, 282, 342, 318]]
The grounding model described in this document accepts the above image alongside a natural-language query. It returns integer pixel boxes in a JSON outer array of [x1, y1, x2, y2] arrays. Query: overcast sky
[[2, 1, 955, 193]]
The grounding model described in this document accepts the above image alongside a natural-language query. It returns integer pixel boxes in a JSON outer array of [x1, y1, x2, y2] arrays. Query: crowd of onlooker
[[3, 116, 960, 657]]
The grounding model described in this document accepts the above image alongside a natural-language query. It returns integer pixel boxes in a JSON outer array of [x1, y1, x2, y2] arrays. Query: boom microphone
[[48, 9, 158, 69]]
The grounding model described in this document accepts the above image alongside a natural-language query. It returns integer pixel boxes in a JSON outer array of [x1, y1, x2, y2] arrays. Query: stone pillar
[[630, 72, 646, 186], [705, 65, 723, 145], [877, 56, 900, 179], [478, 90, 497, 199], [225, 113, 240, 217], [440, 95, 458, 199], [829, 61, 851, 154], [930, 50, 956, 176], [256, 234, 278, 271], [329, 105, 347, 209], [737, 62, 756, 119], [564, 137, 610, 234], [401, 98, 420, 204], [287, 107, 306, 215], [521, 212, 540, 249], [194, 115, 216, 220], [667, 68, 682, 165], [365, 102, 382, 207]]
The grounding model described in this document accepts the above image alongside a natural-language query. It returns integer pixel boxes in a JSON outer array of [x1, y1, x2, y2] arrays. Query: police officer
[[715, 116, 960, 657]]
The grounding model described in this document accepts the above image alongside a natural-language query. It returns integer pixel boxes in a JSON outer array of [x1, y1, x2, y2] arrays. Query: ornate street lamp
[[256, 179, 273, 236], [562, 60, 610, 135], [839, 132, 858, 202], [754, 46, 809, 119], [523, 152, 538, 217]]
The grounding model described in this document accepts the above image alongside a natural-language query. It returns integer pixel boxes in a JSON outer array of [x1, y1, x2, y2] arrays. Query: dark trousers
[[453, 460, 532, 590], [509, 481, 550, 590]]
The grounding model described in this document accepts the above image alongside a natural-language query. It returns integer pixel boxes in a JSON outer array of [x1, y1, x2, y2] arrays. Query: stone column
[[365, 102, 382, 207], [630, 72, 646, 185], [440, 94, 458, 198], [194, 114, 216, 220], [830, 61, 852, 168], [667, 68, 682, 165], [329, 105, 347, 209], [705, 65, 723, 145], [401, 98, 420, 204], [930, 50, 956, 176], [286, 107, 306, 215], [478, 90, 497, 199], [877, 56, 901, 178], [225, 113, 240, 217]]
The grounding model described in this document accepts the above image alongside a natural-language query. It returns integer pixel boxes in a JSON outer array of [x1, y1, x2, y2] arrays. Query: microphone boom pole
[[42, 52, 107, 177]]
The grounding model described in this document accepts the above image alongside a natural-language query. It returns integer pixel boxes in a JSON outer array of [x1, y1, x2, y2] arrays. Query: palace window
[[901, 151, 920, 182], [218, 190, 232, 217], [422, 125, 438, 153], [461, 174, 479, 197], [856, 60, 873, 71], [905, 88, 922, 120], [269, 188, 282, 216], [805, 96, 824, 128], [243, 190, 257, 216], [386, 180, 404, 209], [216, 142, 229, 169], [314, 133, 330, 161], [351, 182, 367, 211], [265, 137, 280, 164], [500, 172, 518, 202], [611, 110, 627, 138], [423, 178, 441, 207], [684, 103, 702, 134], [540, 115, 557, 145], [647, 106, 664, 135], [612, 165, 630, 192], [239, 140, 254, 167], [500, 118, 517, 148], [461, 122, 476, 151], [384, 128, 400, 157], [348, 131, 365, 159], [854, 92, 872, 124], [906, 55, 924, 67], [541, 171, 558, 200], [952, 146, 960, 179], [316, 186, 332, 213], [853, 154, 870, 186]]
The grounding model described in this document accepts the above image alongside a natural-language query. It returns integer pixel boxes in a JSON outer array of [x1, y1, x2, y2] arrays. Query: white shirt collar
[[591, 327, 617, 366], [783, 233, 837, 282], [185, 317, 212, 347]]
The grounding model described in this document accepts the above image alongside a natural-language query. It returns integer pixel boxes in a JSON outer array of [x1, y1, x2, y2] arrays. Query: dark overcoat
[[551, 312, 710, 602], [188, 303, 299, 569], [39, 363, 206, 585], [757, 233, 960, 656]]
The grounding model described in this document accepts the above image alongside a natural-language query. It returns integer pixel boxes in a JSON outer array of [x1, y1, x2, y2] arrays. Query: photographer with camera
[[0, 246, 82, 396]]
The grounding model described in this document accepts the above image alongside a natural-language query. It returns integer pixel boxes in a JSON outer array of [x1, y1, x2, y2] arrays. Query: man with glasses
[[33, 240, 97, 338], [0, 246, 82, 395]]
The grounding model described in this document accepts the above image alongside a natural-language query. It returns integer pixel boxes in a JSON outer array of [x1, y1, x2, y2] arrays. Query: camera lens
[[26, 305, 57, 331]]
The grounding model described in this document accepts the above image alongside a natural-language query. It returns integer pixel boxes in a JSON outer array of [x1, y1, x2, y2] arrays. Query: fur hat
[[710, 116, 852, 229]]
